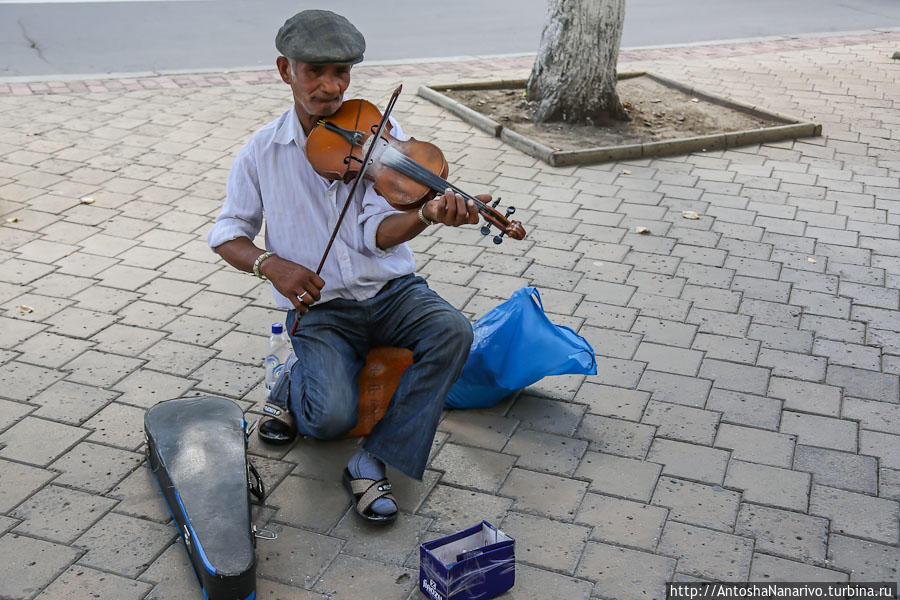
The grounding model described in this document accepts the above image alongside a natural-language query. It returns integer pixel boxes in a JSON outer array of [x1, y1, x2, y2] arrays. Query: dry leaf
[[80, 197, 96, 204], [635, 226, 651, 234], [681, 210, 701, 220], [691, 98, 700, 103], [5, 217, 19, 223], [18, 305, 35, 314], [620, 169, 632, 175], [807, 257, 817, 263]]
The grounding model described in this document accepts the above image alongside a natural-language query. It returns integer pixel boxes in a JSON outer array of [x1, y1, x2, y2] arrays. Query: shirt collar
[[273, 107, 308, 147]]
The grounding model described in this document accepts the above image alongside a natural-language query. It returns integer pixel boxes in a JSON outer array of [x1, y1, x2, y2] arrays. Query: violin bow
[[290, 85, 404, 336]]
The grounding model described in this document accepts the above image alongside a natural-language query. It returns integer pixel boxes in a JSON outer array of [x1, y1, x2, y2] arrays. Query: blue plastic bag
[[445, 287, 597, 409]]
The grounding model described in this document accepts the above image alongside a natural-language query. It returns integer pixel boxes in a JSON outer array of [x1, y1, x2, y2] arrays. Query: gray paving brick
[[431, 442, 516, 493], [0, 416, 88, 465], [626, 270, 685, 297], [827, 365, 900, 402], [628, 291, 692, 321], [0, 459, 56, 513], [313, 555, 416, 599], [575, 492, 667, 551], [868, 328, 900, 355], [254, 523, 342, 587], [641, 401, 720, 444], [748, 553, 848, 583], [0, 361, 66, 402], [577, 414, 655, 458], [658, 521, 753, 581], [809, 484, 899, 545], [638, 370, 711, 408], [503, 428, 588, 476], [651, 476, 740, 531], [714, 423, 796, 468], [575, 382, 648, 420], [757, 348, 827, 381], [839, 280, 899, 309], [706, 388, 782, 430], [36, 564, 153, 600], [780, 267, 838, 294], [646, 439, 730, 485], [0, 533, 82, 600], [780, 411, 857, 452], [578, 326, 641, 359], [334, 510, 431, 566], [860, 430, 900, 470], [499, 511, 589, 574], [842, 397, 900, 434], [631, 316, 697, 347], [12, 484, 116, 544], [767, 377, 841, 417], [49, 441, 143, 494], [419, 484, 514, 535], [575, 541, 676, 600], [814, 339, 881, 371], [699, 359, 770, 395], [793, 445, 878, 494], [574, 451, 662, 502], [634, 342, 704, 376], [687, 306, 751, 337], [506, 564, 593, 600], [692, 332, 759, 363], [507, 394, 586, 436], [735, 503, 828, 565], [77, 512, 174, 577], [882, 468, 900, 502], [827, 534, 900, 583], [725, 460, 810, 511], [741, 298, 802, 328], [438, 410, 519, 451], [499, 467, 588, 520], [266, 475, 348, 534], [731, 275, 791, 302]]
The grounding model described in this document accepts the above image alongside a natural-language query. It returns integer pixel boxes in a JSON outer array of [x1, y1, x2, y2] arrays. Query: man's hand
[[260, 255, 325, 314], [422, 189, 483, 227]]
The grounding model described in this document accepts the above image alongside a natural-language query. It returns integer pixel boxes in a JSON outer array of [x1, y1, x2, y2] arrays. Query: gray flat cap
[[276, 9, 365, 65]]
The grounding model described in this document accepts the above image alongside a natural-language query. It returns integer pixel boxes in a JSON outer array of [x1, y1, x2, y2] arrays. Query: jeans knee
[[305, 407, 356, 440], [439, 311, 474, 356]]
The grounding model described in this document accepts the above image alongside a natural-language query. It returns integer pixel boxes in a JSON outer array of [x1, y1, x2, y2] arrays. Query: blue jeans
[[284, 274, 473, 481]]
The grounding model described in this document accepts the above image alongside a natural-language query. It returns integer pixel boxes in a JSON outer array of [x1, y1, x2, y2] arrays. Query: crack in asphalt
[[18, 19, 48, 63]]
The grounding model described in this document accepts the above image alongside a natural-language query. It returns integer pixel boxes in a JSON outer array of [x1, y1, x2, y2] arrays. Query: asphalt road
[[1, 0, 899, 78]]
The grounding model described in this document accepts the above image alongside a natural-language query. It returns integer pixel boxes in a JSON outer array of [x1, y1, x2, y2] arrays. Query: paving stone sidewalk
[[1, 31, 899, 600]]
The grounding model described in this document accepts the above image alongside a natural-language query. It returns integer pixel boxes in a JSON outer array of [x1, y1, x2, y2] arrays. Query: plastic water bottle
[[264, 323, 291, 401]]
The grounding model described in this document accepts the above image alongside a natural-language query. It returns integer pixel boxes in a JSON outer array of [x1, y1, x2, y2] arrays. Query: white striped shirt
[[208, 107, 415, 308]]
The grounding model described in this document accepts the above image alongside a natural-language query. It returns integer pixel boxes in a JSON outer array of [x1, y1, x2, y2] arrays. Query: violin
[[305, 88, 526, 244]]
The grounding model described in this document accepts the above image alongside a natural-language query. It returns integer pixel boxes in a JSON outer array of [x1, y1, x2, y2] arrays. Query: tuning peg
[[505, 206, 516, 217], [493, 231, 505, 245], [480, 224, 492, 236], [491, 196, 502, 208]]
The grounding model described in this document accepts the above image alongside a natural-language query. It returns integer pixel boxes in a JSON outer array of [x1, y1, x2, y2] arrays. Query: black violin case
[[145, 396, 263, 600]]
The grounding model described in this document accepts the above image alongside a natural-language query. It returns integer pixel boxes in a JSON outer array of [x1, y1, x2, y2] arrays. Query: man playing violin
[[207, 9, 485, 524]]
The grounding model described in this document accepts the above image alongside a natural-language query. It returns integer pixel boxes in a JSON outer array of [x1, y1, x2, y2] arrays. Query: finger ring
[[298, 291, 308, 301]]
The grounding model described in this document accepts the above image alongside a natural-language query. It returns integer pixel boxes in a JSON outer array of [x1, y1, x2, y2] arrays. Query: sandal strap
[[355, 478, 395, 516], [261, 402, 294, 428]]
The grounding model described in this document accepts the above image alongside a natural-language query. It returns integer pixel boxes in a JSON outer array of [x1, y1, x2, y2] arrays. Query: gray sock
[[347, 450, 397, 515]]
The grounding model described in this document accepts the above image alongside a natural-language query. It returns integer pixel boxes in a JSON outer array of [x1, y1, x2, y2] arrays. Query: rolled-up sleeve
[[358, 118, 409, 258], [359, 183, 404, 258], [207, 142, 264, 250]]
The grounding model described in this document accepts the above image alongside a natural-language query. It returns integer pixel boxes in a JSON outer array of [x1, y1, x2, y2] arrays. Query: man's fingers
[[466, 200, 479, 224]]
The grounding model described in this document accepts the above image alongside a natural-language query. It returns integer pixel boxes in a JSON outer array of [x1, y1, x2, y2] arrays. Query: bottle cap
[[271, 323, 284, 335]]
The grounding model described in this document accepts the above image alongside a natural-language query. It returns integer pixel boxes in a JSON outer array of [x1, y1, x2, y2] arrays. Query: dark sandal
[[342, 468, 398, 523], [257, 402, 296, 445]]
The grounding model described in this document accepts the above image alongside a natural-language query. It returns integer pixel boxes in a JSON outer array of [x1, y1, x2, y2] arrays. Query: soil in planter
[[440, 75, 782, 151]]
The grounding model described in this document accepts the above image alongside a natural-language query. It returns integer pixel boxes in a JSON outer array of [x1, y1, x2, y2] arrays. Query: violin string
[[380, 146, 489, 212]]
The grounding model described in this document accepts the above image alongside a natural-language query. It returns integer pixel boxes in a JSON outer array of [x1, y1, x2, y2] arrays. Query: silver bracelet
[[253, 251, 275, 279]]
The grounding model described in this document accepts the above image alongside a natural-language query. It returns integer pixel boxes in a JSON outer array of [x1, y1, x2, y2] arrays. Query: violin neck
[[380, 146, 485, 209]]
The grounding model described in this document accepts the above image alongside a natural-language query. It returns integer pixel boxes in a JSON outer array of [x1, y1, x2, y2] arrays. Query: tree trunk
[[526, 0, 629, 124]]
